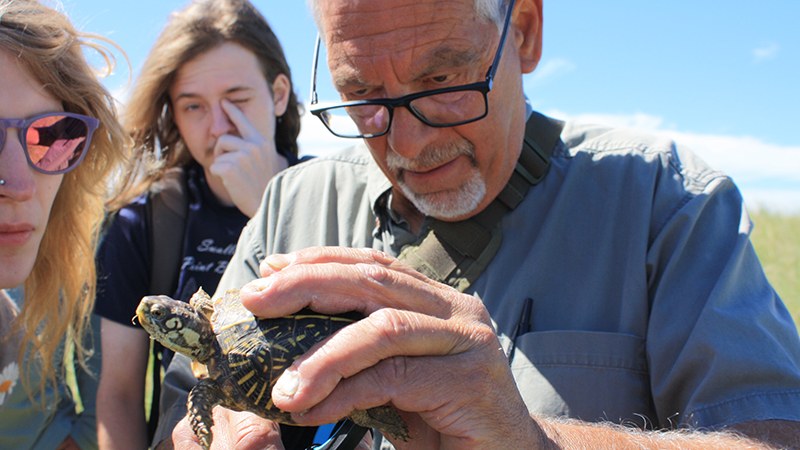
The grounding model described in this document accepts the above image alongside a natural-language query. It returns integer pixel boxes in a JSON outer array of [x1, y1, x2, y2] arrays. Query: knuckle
[[365, 308, 411, 345], [356, 261, 397, 286], [362, 248, 396, 266]]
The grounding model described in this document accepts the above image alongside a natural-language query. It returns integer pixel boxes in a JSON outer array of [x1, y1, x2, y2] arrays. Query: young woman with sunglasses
[[0, 1, 128, 448]]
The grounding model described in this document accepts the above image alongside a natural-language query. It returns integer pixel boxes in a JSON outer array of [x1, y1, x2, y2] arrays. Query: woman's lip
[[0, 224, 35, 247]]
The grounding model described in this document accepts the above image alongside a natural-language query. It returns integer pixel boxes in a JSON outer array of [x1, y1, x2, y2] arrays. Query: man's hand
[[169, 408, 283, 450], [166, 408, 374, 450], [209, 99, 288, 217], [238, 247, 544, 449]]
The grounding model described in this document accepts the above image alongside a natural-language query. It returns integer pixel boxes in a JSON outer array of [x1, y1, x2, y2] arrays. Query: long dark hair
[[109, 0, 301, 210]]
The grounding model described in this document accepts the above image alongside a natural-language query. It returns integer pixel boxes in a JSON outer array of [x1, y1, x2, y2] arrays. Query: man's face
[[320, 0, 529, 221], [169, 42, 281, 173]]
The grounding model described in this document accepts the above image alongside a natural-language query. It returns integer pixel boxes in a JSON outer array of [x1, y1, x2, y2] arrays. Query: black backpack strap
[[144, 167, 189, 442], [146, 167, 189, 295], [398, 112, 564, 291]]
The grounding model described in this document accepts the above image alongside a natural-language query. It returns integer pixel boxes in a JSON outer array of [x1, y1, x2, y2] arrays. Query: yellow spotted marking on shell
[[255, 381, 268, 404], [272, 343, 289, 353], [246, 382, 258, 397], [236, 370, 256, 386]]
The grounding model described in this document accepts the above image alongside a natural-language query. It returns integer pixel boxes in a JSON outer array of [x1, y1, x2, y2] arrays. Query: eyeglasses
[[309, 0, 517, 139], [0, 112, 98, 175]]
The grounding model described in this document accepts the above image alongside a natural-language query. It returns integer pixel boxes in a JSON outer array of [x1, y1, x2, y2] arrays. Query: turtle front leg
[[187, 377, 224, 450]]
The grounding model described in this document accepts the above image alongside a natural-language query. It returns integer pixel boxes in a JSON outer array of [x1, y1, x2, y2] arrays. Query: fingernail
[[263, 253, 294, 270], [274, 368, 300, 398]]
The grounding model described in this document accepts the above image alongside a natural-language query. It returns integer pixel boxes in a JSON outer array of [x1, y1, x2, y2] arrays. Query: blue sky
[[62, 0, 800, 213]]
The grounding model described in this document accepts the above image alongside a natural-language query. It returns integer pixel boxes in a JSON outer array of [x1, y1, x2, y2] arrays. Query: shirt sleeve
[[94, 199, 151, 326], [646, 174, 800, 429]]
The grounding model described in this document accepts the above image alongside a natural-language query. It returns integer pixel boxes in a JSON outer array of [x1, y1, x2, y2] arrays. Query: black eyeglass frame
[[0, 112, 98, 175], [309, 0, 518, 139]]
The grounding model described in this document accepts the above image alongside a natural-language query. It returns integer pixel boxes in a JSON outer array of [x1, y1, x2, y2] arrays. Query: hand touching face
[[169, 42, 291, 216]]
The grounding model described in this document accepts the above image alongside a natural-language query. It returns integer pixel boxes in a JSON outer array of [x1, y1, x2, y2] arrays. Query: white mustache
[[386, 140, 476, 176]]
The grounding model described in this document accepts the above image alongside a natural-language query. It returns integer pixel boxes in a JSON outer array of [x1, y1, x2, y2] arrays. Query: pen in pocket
[[507, 297, 533, 365]]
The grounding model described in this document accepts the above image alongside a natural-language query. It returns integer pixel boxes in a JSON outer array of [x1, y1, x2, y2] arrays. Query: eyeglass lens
[[320, 89, 488, 138], [0, 114, 90, 174]]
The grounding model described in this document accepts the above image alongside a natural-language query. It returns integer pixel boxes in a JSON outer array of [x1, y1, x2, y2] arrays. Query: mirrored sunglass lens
[[26, 115, 88, 173]]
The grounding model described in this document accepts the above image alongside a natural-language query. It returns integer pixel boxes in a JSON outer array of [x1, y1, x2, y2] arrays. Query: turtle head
[[136, 295, 216, 364]]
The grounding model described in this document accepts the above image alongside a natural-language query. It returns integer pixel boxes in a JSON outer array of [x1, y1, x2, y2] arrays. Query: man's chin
[[398, 175, 487, 220]]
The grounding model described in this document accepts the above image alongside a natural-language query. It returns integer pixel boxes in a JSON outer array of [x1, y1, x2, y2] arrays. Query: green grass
[[750, 210, 800, 327]]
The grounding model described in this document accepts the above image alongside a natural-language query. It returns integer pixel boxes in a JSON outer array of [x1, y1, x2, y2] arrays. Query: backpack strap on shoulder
[[146, 167, 189, 295], [398, 112, 564, 291], [144, 166, 189, 442]]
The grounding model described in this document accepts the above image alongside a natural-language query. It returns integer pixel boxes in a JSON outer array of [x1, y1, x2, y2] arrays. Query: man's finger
[[212, 133, 245, 157], [220, 98, 261, 142]]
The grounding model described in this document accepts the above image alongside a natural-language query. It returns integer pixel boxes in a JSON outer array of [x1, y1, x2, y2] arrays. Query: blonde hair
[[107, 0, 301, 211], [0, 0, 129, 404]]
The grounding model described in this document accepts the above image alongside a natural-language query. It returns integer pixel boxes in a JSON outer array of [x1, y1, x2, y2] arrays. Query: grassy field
[[750, 210, 800, 327]]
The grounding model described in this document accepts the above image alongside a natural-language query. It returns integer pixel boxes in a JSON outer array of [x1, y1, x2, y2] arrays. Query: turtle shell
[[206, 289, 362, 416]]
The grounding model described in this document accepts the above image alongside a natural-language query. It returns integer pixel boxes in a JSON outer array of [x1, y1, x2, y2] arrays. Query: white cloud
[[525, 58, 576, 85], [753, 42, 779, 63]]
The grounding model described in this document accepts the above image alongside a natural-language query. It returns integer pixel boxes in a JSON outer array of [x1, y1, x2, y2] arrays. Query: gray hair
[[306, 0, 509, 34]]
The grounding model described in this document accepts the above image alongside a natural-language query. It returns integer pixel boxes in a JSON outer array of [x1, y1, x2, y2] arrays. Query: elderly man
[[163, 0, 800, 448]]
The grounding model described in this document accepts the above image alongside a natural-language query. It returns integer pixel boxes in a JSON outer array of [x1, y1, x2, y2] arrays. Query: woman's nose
[[0, 129, 37, 201]]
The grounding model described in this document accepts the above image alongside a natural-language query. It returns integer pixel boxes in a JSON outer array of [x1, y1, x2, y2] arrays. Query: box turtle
[[135, 288, 408, 449]]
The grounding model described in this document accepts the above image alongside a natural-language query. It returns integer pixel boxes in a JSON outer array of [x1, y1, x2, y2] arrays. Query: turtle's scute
[[137, 288, 409, 450]]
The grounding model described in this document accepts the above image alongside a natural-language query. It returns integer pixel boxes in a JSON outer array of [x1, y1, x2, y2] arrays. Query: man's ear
[[271, 73, 291, 117], [512, 0, 543, 74]]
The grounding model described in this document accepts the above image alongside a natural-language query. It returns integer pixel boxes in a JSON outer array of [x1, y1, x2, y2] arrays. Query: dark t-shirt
[[95, 163, 249, 325]]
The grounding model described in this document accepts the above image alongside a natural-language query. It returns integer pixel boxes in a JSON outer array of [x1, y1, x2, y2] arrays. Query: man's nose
[[386, 107, 439, 160], [0, 129, 36, 201], [209, 103, 236, 138]]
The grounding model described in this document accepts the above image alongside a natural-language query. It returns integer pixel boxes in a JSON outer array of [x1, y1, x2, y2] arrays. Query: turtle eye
[[151, 304, 167, 320]]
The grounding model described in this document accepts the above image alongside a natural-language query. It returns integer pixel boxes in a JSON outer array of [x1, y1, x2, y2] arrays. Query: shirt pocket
[[511, 330, 655, 427]]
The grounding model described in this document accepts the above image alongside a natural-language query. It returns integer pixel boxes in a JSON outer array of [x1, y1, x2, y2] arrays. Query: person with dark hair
[[0, 0, 129, 448], [94, 1, 306, 448]]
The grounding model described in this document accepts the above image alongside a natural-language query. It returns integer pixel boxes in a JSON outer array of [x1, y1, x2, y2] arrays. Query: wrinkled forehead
[[319, 0, 494, 84]]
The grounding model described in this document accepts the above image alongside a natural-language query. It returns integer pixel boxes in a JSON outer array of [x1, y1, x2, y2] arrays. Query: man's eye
[[351, 89, 368, 97], [229, 98, 250, 104], [430, 74, 455, 84], [346, 87, 377, 100]]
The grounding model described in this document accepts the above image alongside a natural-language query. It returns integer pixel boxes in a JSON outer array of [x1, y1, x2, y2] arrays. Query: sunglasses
[[0, 112, 98, 175]]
